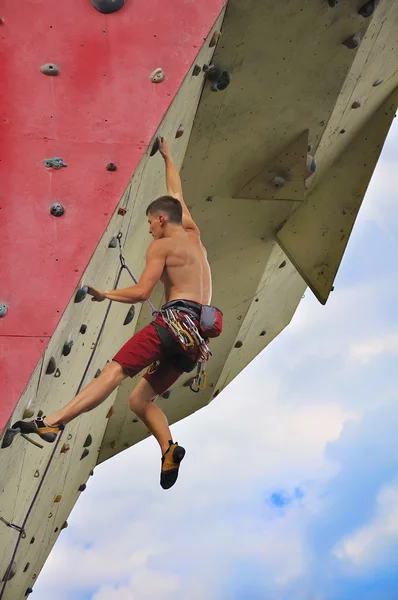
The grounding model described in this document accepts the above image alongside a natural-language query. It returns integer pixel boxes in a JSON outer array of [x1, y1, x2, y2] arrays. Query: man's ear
[[159, 213, 166, 226]]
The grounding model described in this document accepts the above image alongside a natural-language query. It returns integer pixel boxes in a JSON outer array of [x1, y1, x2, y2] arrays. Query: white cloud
[[333, 482, 398, 568], [348, 331, 398, 364]]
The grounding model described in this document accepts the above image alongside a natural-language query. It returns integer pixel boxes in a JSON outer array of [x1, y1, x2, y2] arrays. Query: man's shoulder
[[147, 238, 171, 256]]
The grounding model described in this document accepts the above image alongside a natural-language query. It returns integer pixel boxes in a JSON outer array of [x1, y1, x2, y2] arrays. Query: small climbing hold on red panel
[[50, 203, 65, 217], [343, 34, 361, 49], [106, 162, 117, 171], [90, 0, 125, 14], [358, 0, 377, 18], [150, 68, 164, 83], [0, 304, 8, 317], [40, 63, 59, 76], [44, 157, 66, 169]]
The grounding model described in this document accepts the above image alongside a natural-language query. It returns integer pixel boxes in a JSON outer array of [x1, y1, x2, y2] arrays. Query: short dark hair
[[146, 195, 183, 224]]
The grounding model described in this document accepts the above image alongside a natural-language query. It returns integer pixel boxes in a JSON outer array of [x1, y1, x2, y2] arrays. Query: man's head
[[146, 195, 183, 239]]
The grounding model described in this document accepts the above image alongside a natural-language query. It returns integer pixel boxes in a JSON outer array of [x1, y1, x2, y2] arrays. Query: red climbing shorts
[[112, 311, 198, 396]]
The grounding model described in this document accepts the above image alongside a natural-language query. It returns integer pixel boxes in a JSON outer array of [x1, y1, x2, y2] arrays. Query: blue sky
[[35, 117, 398, 600]]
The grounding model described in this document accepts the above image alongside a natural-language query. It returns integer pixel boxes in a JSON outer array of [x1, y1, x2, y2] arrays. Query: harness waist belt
[[161, 300, 202, 320]]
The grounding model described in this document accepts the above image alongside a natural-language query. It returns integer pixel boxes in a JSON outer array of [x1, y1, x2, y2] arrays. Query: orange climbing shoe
[[160, 440, 185, 490], [12, 417, 63, 443]]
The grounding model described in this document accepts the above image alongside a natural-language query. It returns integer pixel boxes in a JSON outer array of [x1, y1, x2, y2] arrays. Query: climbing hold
[[273, 176, 285, 188], [110, 440, 117, 449], [203, 64, 231, 92], [132, 417, 138, 423], [83, 434, 92, 447], [44, 157, 66, 169], [150, 68, 164, 83], [41, 63, 59, 76], [34, 470, 40, 478], [305, 154, 317, 180], [175, 124, 184, 138], [61, 521, 68, 531], [23, 563, 30, 573], [90, 0, 125, 13], [54, 527, 59, 533], [373, 78, 384, 86], [358, 0, 377, 17], [123, 305, 135, 325], [209, 30, 221, 47], [106, 406, 115, 419], [0, 304, 8, 317], [352, 100, 361, 109], [90, 470, 94, 476], [50, 202, 65, 217], [30, 537, 35, 544], [54, 495, 62, 503], [54, 368, 61, 378], [108, 236, 117, 248], [62, 340, 74, 357], [192, 64, 202, 76], [78, 484, 86, 492], [80, 448, 89, 460], [45, 357, 56, 375], [234, 341, 243, 348], [48, 513, 53, 518], [37, 410, 44, 418], [150, 137, 160, 157], [343, 34, 361, 49], [2, 562, 17, 582], [74, 286, 88, 303], [279, 261, 287, 268], [23, 399, 35, 419], [25, 588, 33, 596], [106, 162, 117, 171], [60, 443, 70, 454], [328, 0, 339, 5], [79, 324, 87, 334], [260, 330, 266, 336], [94, 368, 102, 378], [213, 389, 220, 398], [162, 390, 171, 399], [118, 208, 127, 216], [206, 196, 213, 202]]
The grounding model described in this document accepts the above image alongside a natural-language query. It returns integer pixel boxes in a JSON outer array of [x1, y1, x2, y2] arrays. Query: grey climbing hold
[[62, 340, 74, 357], [328, 0, 339, 5], [2, 561, 17, 581], [234, 341, 243, 348], [90, 0, 125, 14], [150, 68, 164, 83], [260, 330, 266, 336], [123, 305, 135, 325], [352, 100, 361, 108], [106, 162, 117, 171], [25, 588, 33, 596], [90, 469, 94, 476], [54, 368, 61, 378], [74, 286, 88, 303], [23, 563, 30, 573], [273, 176, 285, 188], [150, 137, 160, 156], [44, 157, 66, 169], [108, 236, 118, 248], [0, 304, 7, 317], [358, 0, 377, 17], [78, 484, 87, 492], [34, 470, 40, 478], [46, 357, 56, 375], [30, 537, 35, 544], [192, 64, 202, 76], [80, 324, 87, 334], [209, 30, 221, 48], [279, 261, 287, 268], [305, 154, 317, 180], [175, 124, 184, 139], [50, 202, 65, 217], [343, 34, 361, 49], [83, 434, 92, 447], [94, 368, 102, 378], [162, 390, 171, 399], [80, 448, 89, 460], [41, 63, 59, 76], [203, 64, 231, 92], [373, 78, 384, 87], [61, 521, 68, 530]]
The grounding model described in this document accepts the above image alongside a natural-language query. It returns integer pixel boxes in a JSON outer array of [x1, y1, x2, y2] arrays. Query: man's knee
[[101, 361, 127, 384], [129, 379, 156, 412]]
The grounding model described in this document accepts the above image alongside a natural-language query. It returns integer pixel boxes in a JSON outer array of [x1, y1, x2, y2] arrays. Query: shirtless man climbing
[[13, 137, 221, 489]]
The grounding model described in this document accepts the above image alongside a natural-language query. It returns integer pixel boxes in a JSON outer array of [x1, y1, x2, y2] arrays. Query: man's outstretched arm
[[87, 241, 166, 303], [158, 136, 200, 235]]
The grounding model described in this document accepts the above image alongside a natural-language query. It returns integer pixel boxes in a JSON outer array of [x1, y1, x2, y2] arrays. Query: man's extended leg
[[13, 362, 127, 441], [129, 377, 185, 489]]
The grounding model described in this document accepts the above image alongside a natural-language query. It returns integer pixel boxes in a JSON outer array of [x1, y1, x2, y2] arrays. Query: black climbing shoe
[[160, 440, 185, 490], [11, 417, 63, 443]]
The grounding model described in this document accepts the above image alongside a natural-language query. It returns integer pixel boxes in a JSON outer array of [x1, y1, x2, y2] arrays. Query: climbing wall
[[0, 0, 225, 435]]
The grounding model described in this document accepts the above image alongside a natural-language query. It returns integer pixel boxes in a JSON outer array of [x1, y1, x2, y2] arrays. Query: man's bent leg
[[129, 377, 185, 490], [47, 361, 127, 426]]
